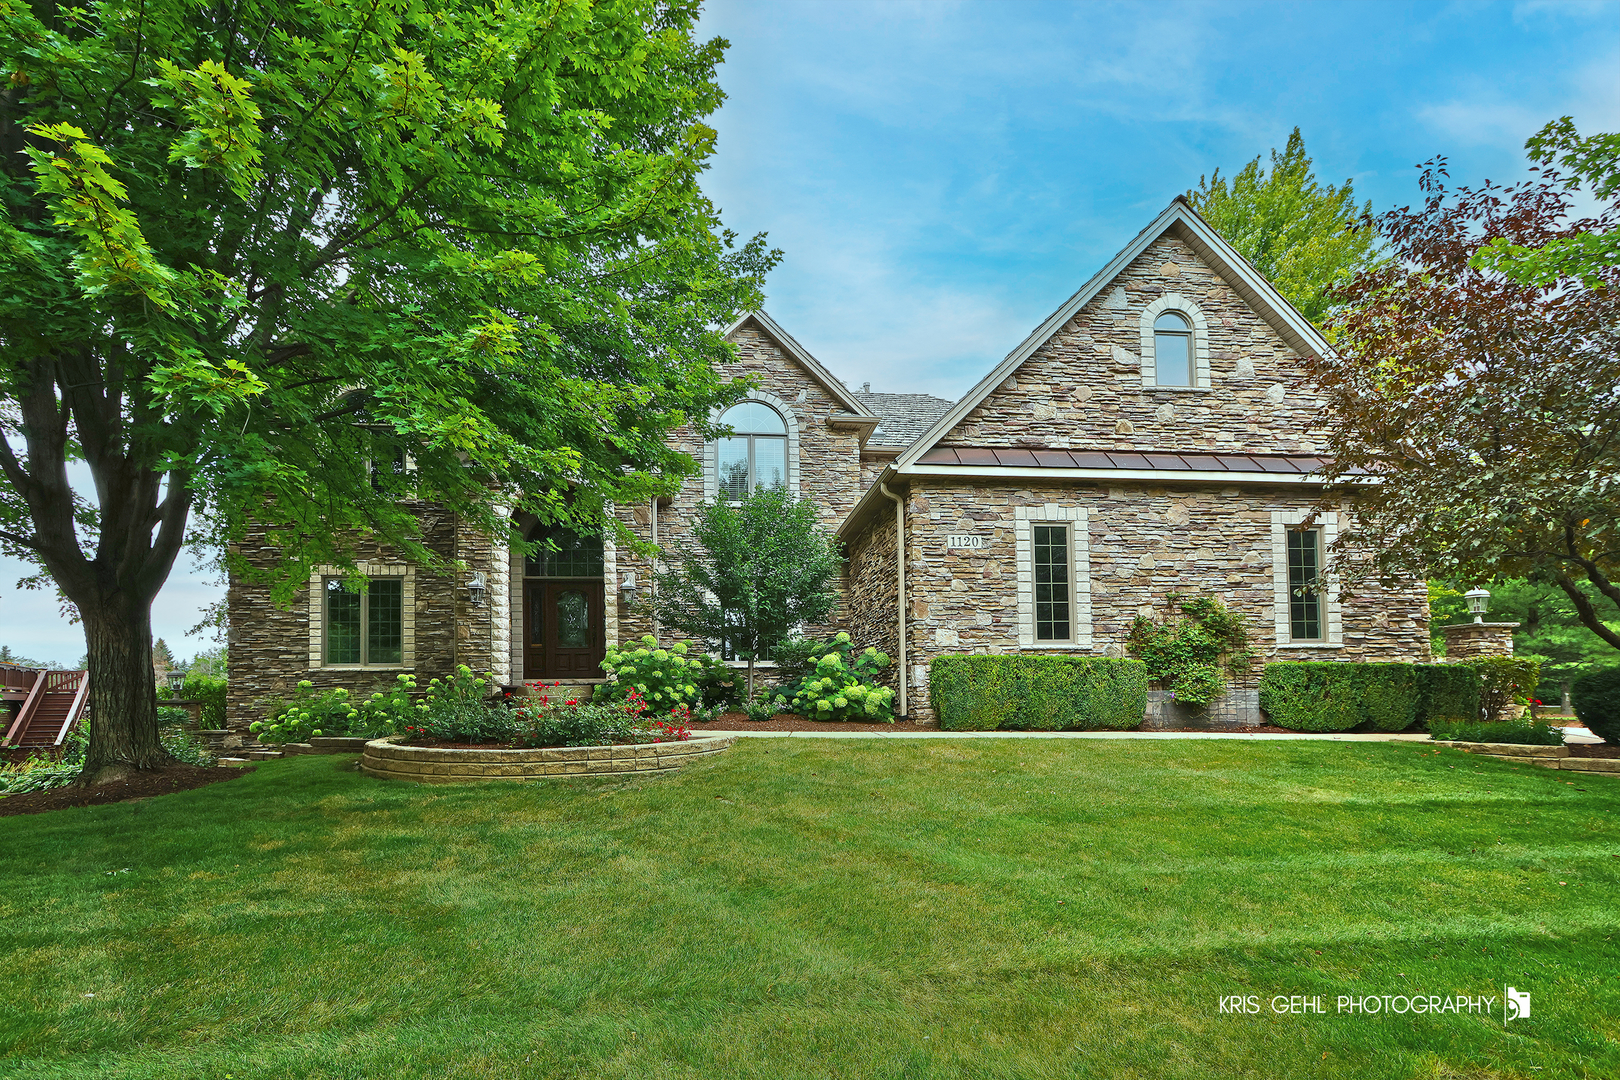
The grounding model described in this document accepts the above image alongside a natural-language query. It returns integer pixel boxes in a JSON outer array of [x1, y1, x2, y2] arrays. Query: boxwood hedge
[[928, 655, 1149, 731], [1258, 661, 1421, 732], [1414, 663, 1481, 727], [1572, 667, 1620, 746]]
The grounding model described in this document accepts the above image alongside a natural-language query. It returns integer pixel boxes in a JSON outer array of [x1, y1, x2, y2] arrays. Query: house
[[225, 197, 1430, 733]]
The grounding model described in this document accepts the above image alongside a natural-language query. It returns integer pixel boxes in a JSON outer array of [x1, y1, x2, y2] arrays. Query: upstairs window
[[717, 401, 787, 499], [323, 577, 404, 666], [1153, 312, 1192, 386]]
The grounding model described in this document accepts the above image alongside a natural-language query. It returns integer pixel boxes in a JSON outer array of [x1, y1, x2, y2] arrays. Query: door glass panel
[[529, 590, 545, 645], [556, 589, 589, 648], [718, 437, 750, 499], [754, 437, 786, 491]]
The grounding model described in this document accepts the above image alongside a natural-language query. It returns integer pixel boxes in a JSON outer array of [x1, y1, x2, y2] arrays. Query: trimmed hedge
[[1572, 667, 1620, 746], [1258, 662, 1419, 732], [929, 655, 1149, 731], [1414, 664, 1481, 727]]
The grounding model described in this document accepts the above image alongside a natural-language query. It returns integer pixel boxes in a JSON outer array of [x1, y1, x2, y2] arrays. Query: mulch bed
[[1567, 744, 1620, 758], [693, 713, 940, 732], [0, 764, 253, 819]]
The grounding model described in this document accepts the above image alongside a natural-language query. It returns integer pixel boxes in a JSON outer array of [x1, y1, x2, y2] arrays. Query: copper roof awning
[[914, 447, 1339, 474]]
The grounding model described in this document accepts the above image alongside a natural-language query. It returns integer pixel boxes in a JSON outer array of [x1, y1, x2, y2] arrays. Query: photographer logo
[[1505, 986, 1530, 1023]]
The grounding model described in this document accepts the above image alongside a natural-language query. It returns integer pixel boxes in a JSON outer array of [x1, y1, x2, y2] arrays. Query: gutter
[[877, 480, 908, 720]]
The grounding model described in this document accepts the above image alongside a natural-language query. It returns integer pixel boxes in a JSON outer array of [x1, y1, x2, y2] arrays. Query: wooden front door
[[523, 581, 606, 680]]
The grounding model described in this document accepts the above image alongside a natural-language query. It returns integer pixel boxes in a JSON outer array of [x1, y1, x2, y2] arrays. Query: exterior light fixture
[[620, 571, 638, 604], [468, 572, 487, 606], [168, 669, 187, 693], [1464, 587, 1490, 623]]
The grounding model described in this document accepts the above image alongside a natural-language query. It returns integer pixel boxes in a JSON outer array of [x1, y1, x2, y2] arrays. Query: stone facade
[[942, 235, 1332, 456], [226, 200, 1434, 735], [1439, 623, 1518, 661], [227, 508, 503, 733]]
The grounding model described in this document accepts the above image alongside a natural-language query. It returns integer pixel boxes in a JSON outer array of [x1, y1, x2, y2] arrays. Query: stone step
[[217, 757, 252, 767], [244, 750, 283, 760]]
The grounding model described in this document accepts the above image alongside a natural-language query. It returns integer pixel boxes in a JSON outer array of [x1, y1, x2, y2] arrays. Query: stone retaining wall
[[360, 734, 736, 783], [1444, 741, 1620, 774]]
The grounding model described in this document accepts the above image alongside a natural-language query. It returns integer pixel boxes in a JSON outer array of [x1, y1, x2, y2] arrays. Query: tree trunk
[[78, 597, 172, 785]]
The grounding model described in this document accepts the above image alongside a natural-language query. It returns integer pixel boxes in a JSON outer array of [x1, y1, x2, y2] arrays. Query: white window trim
[[1270, 510, 1342, 647], [704, 390, 800, 501], [1015, 505, 1093, 649], [307, 562, 416, 669], [1140, 293, 1211, 389]]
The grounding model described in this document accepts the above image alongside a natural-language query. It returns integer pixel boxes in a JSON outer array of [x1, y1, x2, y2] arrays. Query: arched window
[[1153, 312, 1192, 386], [716, 401, 787, 499]]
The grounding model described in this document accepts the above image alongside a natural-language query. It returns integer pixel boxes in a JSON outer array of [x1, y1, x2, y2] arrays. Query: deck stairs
[[2, 668, 91, 751]]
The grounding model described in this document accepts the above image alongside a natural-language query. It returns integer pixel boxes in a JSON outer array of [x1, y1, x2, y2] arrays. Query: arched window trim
[[1139, 294, 1210, 389], [703, 389, 800, 500]]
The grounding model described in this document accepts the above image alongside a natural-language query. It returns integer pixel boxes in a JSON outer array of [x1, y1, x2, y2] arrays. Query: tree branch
[[1552, 573, 1620, 650]]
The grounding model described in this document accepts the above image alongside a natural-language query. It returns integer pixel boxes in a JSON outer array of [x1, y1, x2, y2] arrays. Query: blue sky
[[3, 0, 1616, 666]]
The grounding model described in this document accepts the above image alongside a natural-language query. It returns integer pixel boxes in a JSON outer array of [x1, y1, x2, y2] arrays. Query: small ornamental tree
[[1311, 129, 1620, 654], [1126, 592, 1255, 707], [650, 486, 842, 700]]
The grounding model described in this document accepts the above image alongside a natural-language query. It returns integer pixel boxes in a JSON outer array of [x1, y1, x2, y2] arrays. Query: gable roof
[[892, 196, 1334, 470], [723, 310, 875, 417], [852, 391, 956, 449]]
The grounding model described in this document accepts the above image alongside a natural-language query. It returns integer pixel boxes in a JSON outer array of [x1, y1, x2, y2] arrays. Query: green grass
[[2, 741, 1618, 1079]]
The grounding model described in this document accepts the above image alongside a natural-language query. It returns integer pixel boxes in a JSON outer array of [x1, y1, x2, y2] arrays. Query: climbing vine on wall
[[1126, 593, 1256, 707]]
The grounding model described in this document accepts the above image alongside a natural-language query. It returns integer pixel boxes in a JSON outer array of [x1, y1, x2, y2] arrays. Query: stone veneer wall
[[615, 316, 868, 649], [226, 507, 503, 737], [941, 235, 1333, 456], [897, 479, 1430, 722], [842, 498, 901, 698]]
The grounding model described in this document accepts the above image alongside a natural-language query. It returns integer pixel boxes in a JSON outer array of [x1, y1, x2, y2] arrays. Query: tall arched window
[[1153, 312, 1192, 386], [716, 401, 787, 499]]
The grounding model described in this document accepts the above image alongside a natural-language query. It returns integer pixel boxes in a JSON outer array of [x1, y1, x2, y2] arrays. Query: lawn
[[1, 740, 1617, 1079]]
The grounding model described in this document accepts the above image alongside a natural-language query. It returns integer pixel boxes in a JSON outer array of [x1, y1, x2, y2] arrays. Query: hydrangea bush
[[254, 674, 425, 744], [599, 634, 724, 714], [773, 633, 896, 722]]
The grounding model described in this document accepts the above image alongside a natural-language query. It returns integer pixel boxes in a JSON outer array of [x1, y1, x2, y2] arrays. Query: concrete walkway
[[722, 726, 1604, 744]]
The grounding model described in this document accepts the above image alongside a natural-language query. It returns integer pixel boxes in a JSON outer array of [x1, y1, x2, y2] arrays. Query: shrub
[[928, 655, 1149, 731], [1257, 662, 1418, 733], [1127, 593, 1255, 706], [598, 634, 722, 714], [0, 725, 88, 795], [254, 683, 364, 744], [774, 634, 896, 722], [1429, 716, 1565, 745], [160, 726, 217, 766], [511, 691, 691, 748], [156, 705, 194, 727], [1414, 664, 1481, 728], [411, 666, 511, 743], [1572, 667, 1620, 745], [1466, 657, 1543, 722], [177, 671, 227, 728]]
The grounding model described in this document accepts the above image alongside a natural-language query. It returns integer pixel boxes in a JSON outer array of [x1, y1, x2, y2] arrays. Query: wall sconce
[[620, 571, 638, 604], [468, 572, 487, 606], [1464, 587, 1490, 623]]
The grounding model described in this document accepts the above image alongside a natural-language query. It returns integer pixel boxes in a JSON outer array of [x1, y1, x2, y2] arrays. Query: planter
[[359, 733, 736, 784]]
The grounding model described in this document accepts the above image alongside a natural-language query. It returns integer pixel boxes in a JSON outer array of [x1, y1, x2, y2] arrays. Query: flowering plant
[[773, 633, 896, 722], [598, 634, 724, 714]]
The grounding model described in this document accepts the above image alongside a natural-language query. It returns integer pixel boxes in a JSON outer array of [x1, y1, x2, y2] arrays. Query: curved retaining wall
[[360, 734, 736, 783]]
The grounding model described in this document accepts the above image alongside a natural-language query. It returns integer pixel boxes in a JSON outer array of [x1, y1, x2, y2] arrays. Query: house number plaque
[[946, 535, 986, 550]]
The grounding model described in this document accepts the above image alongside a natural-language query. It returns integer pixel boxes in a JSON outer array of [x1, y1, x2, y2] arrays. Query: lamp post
[[168, 669, 186, 694], [1464, 587, 1491, 624]]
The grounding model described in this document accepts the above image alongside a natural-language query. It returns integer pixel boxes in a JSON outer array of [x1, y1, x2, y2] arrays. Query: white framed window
[[716, 401, 787, 498], [308, 563, 415, 668], [1015, 505, 1092, 648], [704, 391, 799, 500], [1270, 511, 1341, 647], [1140, 294, 1210, 389]]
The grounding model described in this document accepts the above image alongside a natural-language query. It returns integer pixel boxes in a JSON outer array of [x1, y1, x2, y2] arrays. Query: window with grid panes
[[1287, 528, 1323, 640], [323, 577, 404, 665], [1033, 524, 1071, 641]]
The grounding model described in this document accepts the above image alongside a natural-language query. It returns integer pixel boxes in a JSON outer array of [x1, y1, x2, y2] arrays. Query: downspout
[[878, 481, 907, 719]]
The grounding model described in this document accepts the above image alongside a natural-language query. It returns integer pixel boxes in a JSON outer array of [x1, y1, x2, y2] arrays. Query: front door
[[523, 581, 606, 680]]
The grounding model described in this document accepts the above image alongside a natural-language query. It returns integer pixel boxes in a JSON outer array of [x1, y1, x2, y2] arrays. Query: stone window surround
[[1015, 505, 1094, 649], [1139, 293, 1211, 390], [1270, 510, 1342, 648], [703, 389, 800, 501], [307, 562, 416, 670]]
